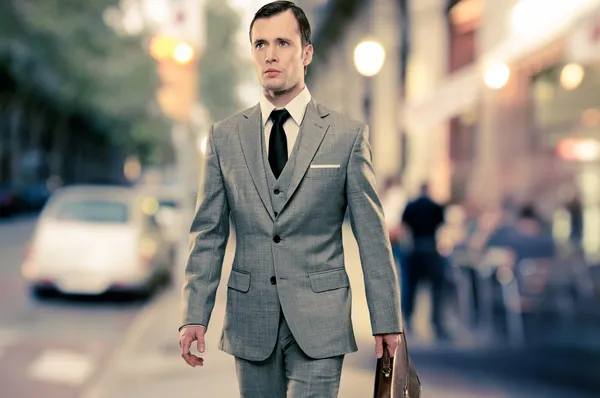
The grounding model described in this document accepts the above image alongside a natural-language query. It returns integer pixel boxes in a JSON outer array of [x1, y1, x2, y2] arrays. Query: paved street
[[1, 218, 597, 398], [0, 216, 153, 398], [82, 224, 600, 398]]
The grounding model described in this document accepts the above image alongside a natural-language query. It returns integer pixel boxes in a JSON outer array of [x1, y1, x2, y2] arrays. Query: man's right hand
[[179, 325, 207, 367]]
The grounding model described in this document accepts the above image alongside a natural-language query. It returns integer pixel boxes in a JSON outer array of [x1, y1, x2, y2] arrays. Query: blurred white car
[[139, 186, 191, 255], [154, 195, 187, 245], [22, 185, 172, 297]]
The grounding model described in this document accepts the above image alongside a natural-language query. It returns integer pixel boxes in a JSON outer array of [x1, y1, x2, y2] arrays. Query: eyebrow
[[253, 37, 292, 45]]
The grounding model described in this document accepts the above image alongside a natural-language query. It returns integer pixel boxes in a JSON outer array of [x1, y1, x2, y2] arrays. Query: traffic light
[[149, 35, 197, 122]]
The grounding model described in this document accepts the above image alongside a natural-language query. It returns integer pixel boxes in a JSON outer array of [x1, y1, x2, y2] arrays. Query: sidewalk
[[81, 225, 482, 398]]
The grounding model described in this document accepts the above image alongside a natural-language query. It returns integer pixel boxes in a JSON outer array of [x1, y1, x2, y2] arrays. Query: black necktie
[[268, 109, 290, 179]]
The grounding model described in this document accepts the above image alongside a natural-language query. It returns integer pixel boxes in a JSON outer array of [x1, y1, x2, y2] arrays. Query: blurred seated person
[[485, 204, 556, 265]]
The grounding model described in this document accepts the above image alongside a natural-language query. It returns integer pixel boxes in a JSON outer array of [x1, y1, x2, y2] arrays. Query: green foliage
[[0, 0, 172, 166], [199, 0, 246, 122]]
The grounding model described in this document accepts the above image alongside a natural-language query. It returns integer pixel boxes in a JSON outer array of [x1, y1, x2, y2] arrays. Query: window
[[159, 199, 180, 209], [447, 0, 482, 72], [55, 200, 129, 223]]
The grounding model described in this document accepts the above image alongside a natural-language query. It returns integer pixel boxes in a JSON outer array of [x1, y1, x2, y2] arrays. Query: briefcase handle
[[381, 342, 393, 378], [382, 333, 420, 396]]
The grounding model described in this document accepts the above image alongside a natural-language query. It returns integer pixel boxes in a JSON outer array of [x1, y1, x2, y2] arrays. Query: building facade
[[403, 0, 600, 255], [308, 0, 600, 253], [308, 0, 406, 187]]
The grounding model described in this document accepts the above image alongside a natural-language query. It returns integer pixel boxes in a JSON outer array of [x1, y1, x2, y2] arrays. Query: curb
[[80, 287, 176, 398]]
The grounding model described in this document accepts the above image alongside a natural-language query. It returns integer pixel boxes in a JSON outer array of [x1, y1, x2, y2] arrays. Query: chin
[[262, 79, 285, 92], [263, 83, 285, 92]]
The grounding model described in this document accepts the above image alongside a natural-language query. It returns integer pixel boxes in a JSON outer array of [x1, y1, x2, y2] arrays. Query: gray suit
[[181, 100, 401, 396]]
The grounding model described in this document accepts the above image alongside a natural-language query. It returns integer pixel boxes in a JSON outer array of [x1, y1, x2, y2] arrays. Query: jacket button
[[274, 211, 278, 217], [274, 189, 281, 195], [270, 276, 277, 285], [273, 235, 281, 243]]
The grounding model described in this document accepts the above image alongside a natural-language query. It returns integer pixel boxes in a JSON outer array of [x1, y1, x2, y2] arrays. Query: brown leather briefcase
[[373, 335, 421, 398]]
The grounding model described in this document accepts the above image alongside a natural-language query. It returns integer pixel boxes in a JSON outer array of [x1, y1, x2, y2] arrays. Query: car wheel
[[132, 280, 156, 301], [158, 268, 172, 287], [30, 285, 56, 299]]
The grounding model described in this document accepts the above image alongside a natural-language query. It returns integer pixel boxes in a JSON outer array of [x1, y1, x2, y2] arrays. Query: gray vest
[[261, 125, 303, 217]]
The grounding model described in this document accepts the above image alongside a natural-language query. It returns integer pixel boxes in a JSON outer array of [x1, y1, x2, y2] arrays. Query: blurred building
[[403, 0, 455, 201], [403, 0, 599, 202], [403, 0, 600, 255], [308, 0, 406, 187], [307, 0, 600, 256]]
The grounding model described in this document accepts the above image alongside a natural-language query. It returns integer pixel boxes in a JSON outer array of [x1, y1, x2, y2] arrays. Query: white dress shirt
[[259, 86, 312, 157]]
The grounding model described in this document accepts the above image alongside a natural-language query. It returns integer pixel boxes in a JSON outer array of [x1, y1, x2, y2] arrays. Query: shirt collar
[[260, 86, 312, 127]]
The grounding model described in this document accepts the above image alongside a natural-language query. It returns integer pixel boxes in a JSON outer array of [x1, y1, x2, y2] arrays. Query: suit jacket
[[181, 100, 402, 361]]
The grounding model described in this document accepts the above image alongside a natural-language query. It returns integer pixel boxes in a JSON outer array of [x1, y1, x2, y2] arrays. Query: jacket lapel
[[281, 101, 330, 211], [238, 104, 275, 220]]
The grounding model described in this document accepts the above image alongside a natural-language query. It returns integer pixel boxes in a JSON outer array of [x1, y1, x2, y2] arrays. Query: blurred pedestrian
[[401, 183, 448, 339], [382, 175, 408, 267], [566, 194, 583, 251], [178, 2, 402, 397], [486, 204, 555, 263]]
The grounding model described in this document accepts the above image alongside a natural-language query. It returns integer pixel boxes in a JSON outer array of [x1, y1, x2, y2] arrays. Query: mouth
[[264, 69, 281, 77]]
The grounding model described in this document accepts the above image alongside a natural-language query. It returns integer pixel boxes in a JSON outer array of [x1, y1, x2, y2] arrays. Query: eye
[[255, 42, 264, 49], [278, 41, 289, 47]]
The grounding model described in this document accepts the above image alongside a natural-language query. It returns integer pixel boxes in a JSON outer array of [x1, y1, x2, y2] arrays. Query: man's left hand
[[374, 333, 401, 358]]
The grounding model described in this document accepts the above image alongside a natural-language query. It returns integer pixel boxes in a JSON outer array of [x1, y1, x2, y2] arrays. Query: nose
[[265, 46, 277, 64]]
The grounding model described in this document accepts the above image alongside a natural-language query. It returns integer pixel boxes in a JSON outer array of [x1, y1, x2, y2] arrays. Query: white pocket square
[[309, 164, 340, 169]]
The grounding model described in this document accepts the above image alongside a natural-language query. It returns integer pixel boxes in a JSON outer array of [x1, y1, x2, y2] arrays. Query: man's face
[[250, 10, 313, 93]]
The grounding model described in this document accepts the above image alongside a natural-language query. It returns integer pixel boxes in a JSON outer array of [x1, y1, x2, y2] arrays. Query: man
[[179, 2, 402, 397], [401, 183, 447, 339]]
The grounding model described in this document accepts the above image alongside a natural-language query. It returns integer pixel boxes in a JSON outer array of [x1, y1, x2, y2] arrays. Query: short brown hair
[[249, 1, 312, 47]]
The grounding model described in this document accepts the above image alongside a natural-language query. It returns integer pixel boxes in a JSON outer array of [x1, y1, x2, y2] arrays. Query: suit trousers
[[234, 312, 345, 398]]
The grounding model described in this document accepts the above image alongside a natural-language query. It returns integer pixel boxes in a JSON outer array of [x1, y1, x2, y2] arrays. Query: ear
[[303, 44, 313, 67]]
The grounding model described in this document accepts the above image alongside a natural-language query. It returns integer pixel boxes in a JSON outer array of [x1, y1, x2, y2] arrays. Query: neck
[[264, 83, 304, 107]]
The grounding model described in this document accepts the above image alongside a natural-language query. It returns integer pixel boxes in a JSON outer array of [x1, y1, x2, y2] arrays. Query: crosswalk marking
[[27, 349, 96, 386], [0, 329, 18, 361]]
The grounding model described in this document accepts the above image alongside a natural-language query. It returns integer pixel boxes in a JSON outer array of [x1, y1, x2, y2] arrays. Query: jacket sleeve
[[345, 124, 402, 335], [180, 125, 231, 331]]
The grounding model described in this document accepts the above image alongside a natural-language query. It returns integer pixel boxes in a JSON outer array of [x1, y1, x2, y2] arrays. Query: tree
[[0, 0, 174, 186], [198, 0, 245, 122]]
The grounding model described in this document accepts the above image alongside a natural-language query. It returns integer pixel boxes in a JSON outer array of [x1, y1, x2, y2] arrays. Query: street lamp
[[560, 63, 584, 90], [354, 40, 386, 77], [354, 39, 385, 132], [484, 62, 510, 89]]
